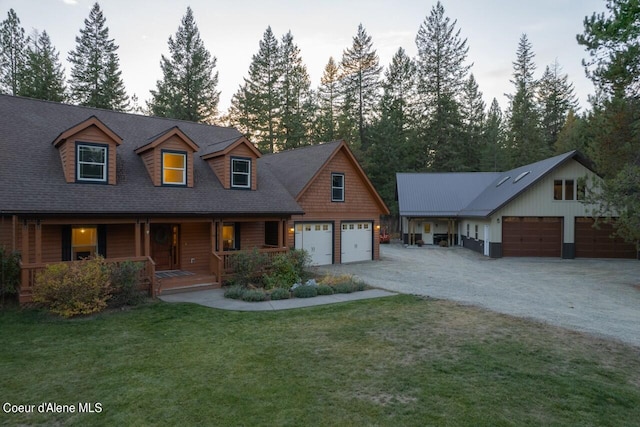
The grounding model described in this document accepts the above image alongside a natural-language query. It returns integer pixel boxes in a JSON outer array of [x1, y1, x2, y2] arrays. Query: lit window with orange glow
[[162, 151, 186, 185], [72, 226, 97, 260]]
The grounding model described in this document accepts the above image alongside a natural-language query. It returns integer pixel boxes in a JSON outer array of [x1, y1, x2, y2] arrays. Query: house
[[396, 151, 639, 259], [0, 95, 388, 303], [261, 141, 390, 266]]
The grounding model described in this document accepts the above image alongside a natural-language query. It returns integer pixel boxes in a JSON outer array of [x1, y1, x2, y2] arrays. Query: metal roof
[[397, 151, 589, 218]]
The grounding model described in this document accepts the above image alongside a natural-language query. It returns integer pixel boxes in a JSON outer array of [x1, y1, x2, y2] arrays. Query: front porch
[[13, 216, 291, 303]]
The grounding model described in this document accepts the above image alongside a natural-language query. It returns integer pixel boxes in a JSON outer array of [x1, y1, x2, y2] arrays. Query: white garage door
[[295, 223, 333, 266], [341, 222, 372, 263]]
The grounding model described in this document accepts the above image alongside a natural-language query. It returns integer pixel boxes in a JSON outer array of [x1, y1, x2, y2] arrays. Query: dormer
[[135, 126, 199, 187], [52, 116, 122, 185], [201, 136, 261, 190]]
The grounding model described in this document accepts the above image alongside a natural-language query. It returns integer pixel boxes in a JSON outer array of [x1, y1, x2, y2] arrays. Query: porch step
[[158, 282, 220, 296]]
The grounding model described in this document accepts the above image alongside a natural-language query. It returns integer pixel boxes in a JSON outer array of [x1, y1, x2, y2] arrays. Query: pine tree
[[278, 31, 314, 150], [0, 9, 28, 95], [537, 59, 578, 152], [367, 47, 418, 213], [68, 2, 128, 111], [339, 23, 382, 152], [148, 7, 220, 123], [229, 26, 281, 153], [459, 73, 485, 171], [415, 1, 471, 171], [19, 30, 66, 102], [554, 109, 588, 154], [505, 34, 543, 167], [315, 57, 341, 142], [481, 98, 506, 171]]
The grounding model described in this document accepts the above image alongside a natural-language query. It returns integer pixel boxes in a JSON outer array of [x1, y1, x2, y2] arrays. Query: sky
[[1, 0, 606, 113]]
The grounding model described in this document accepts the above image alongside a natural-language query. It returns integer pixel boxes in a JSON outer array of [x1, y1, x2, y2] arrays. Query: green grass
[[1, 295, 639, 426]]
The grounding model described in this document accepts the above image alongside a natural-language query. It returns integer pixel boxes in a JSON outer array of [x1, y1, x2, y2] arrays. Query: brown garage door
[[502, 217, 562, 257], [575, 218, 637, 259]]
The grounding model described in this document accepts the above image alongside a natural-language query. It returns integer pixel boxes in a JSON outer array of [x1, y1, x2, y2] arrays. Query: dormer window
[[231, 157, 251, 189], [162, 150, 187, 186], [77, 143, 107, 183]]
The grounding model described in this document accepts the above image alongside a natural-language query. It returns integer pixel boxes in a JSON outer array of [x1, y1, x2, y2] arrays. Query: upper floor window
[[77, 143, 107, 183], [554, 179, 585, 201], [332, 173, 344, 202], [231, 158, 251, 189], [162, 151, 186, 186]]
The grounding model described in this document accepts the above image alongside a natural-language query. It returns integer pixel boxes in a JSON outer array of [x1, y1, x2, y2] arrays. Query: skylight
[[513, 171, 531, 183], [496, 176, 510, 187]]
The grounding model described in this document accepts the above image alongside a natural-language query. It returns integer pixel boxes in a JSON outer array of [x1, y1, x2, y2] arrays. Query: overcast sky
[[2, 0, 605, 113]]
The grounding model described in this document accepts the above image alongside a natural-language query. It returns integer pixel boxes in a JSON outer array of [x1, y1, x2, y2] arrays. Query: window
[[466, 224, 470, 238], [496, 176, 510, 187], [564, 179, 574, 201], [231, 158, 251, 188], [162, 151, 186, 185], [72, 226, 97, 260], [424, 223, 431, 234], [332, 173, 344, 202], [554, 179, 583, 201], [222, 224, 238, 250], [513, 171, 531, 183], [77, 144, 107, 182], [554, 180, 563, 200]]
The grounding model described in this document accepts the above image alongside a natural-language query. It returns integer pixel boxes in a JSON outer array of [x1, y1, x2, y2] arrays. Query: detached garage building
[[397, 151, 639, 259]]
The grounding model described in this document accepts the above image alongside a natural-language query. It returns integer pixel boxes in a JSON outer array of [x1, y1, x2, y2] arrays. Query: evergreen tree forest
[[1, 1, 638, 234]]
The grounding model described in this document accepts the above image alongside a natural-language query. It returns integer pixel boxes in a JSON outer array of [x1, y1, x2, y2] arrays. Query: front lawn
[[1, 296, 639, 426]]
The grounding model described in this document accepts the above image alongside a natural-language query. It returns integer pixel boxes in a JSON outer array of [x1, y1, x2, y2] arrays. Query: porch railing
[[219, 246, 289, 276], [19, 256, 156, 303]]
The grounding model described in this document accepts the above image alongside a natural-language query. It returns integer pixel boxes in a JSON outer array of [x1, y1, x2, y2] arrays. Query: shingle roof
[[259, 141, 343, 198], [397, 151, 591, 218], [0, 95, 303, 216]]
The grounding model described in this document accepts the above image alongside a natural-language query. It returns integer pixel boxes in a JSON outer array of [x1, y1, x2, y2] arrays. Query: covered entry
[[502, 217, 562, 257], [151, 224, 180, 270]]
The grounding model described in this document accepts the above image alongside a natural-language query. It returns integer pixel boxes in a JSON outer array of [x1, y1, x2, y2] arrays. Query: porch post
[[12, 215, 17, 252], [134, 220, 141, 257], [35, 220, 42, 263], [217, 220, 224, 254], [278, 219, 284, 247], [144, 220, 151, 257], [21, 221, 29, 263]]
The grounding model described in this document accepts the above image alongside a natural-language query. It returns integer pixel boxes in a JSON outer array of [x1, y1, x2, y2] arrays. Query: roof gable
[[52, 115, 122, 147], [261, 141, 389, 214], [134, 126, 199, 154], [200, 136, 261, 160]]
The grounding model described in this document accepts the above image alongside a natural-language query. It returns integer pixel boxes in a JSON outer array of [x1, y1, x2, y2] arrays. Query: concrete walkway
[[159, 288, 397, 311]]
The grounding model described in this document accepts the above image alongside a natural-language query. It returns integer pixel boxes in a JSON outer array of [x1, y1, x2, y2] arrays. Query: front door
[[151, 224, 180, 270]]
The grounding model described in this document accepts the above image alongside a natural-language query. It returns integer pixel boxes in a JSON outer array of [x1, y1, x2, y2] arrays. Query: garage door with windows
[[575, 218, 637, 259], [502, 217, 562, 257], [341, 222, 373, 263], [294, 223, 333, 266]]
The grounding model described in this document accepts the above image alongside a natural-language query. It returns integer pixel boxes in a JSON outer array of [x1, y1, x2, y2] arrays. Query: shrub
[[228, 248, 269, 287], [319, 274, 355, 287], [108, 261, 145, 307], [317, 284, 334, 295], [263, 253, 300, 290], [269, 287, 290, 300], [0, 247, 20, 302], [287, 249, 311, 279], [33, 256, 111, 318], [224, 285, 244, 300], [333, 282, 354, 294], [241, 289, 267, 302], [293, 285, 317, 298]]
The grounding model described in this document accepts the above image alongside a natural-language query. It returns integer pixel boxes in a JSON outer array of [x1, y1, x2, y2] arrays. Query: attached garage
[[341, 222, 373, 263], [502, 217, 562, 257], [294, 222, 333, 266], [575, 218, 637, 259]]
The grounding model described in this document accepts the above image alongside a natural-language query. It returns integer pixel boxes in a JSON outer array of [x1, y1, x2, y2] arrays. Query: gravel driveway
[[319, 243, 640, 347]]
